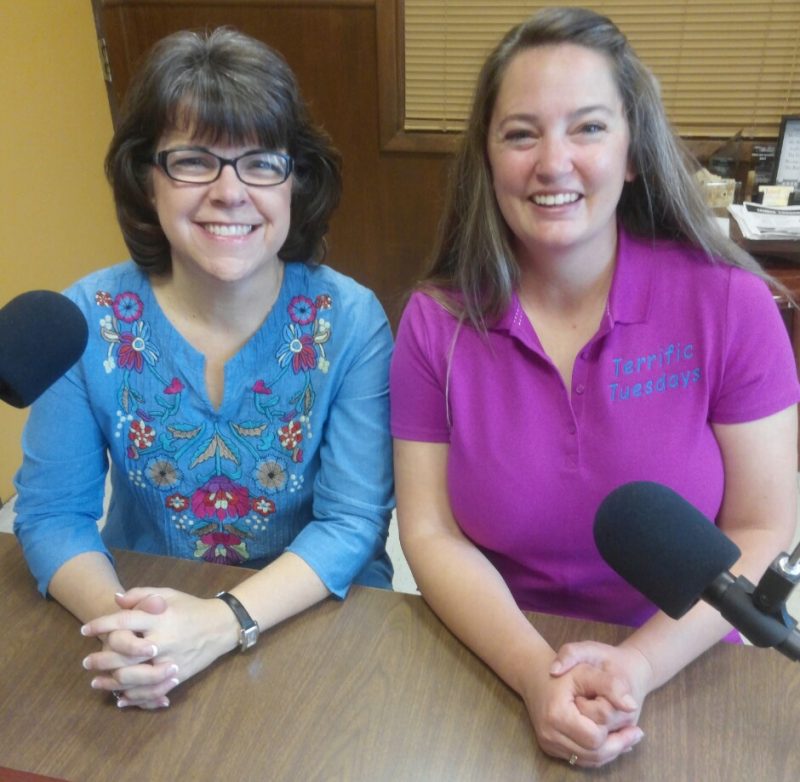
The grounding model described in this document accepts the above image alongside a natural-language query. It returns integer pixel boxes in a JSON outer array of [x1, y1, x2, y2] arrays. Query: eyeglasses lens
[[164, 150, 290, 186]]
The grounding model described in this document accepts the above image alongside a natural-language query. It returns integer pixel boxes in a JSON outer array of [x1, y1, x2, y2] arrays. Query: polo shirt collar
[[492, 226, 654, 343], [607, 227, 653, 326]]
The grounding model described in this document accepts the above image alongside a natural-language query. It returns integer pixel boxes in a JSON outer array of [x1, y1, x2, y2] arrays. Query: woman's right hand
[[84, 591, 177, 710], [521, 658, 644, 768]]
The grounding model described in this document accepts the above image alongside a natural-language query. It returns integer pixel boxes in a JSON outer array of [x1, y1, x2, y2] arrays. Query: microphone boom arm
[[706, 565, 800, 662]]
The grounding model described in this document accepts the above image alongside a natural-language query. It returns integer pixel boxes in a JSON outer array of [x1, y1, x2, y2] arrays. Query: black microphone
[[594, 481, 800, 661], [0, 290, 89, 408]]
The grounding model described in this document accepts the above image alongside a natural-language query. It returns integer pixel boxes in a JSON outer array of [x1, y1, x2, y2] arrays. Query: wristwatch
[[216, 591, 259, 652]]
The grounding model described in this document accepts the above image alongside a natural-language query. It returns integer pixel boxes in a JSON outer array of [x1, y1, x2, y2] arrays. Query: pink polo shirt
[[390, 230, 800, 626]]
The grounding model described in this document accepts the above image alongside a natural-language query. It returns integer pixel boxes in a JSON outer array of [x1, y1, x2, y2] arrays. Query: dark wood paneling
[[96, 1, 451, 326]]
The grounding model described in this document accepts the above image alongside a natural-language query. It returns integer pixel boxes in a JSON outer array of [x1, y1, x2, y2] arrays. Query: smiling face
[[150, 128, 292, 286], [487, 43, 635, 269]]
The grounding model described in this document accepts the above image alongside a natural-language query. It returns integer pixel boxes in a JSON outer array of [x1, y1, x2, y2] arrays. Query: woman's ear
[[625, 158, 637, 183], [147, 171, 157, 205]]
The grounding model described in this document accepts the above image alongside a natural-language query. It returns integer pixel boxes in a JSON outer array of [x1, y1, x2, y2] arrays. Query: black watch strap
[[216, 591, 259, 652]]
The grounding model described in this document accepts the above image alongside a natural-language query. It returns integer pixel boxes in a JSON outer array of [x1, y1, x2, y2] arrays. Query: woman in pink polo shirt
[[390, 7, 799, 769]]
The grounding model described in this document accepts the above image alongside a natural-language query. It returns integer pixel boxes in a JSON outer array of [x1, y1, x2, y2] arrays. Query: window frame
[[376, 0, 787, 159], [377, 0, 458, 153]]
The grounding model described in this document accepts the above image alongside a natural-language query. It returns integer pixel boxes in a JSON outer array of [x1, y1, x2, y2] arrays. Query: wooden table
[[1, 533, 798, 782]]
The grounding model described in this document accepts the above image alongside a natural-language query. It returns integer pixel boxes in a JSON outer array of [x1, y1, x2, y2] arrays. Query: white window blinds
[[404, 0, 800, 137]]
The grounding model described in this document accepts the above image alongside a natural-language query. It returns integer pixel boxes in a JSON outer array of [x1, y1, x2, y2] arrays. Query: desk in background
[[1, 532, 798, 782]]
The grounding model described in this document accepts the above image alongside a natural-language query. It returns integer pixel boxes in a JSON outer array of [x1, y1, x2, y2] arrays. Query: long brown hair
[[424, 6, 770, 331]]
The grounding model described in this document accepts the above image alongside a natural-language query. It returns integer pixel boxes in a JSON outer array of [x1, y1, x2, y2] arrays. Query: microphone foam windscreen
[[594, 481, 741, 619], [0, 290, 89, 408]]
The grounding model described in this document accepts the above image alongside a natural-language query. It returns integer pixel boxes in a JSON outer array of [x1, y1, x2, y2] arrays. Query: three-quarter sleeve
[[286, 290, 394, 597], [14, 349, 111, 595]]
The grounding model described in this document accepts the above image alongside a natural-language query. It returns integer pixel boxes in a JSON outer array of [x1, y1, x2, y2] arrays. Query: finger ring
[[112, 690, 123, 702], [568, 753, 579, 766]]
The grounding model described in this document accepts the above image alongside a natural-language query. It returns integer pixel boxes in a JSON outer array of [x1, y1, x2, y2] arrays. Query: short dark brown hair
[[105, 27, 341, 272]]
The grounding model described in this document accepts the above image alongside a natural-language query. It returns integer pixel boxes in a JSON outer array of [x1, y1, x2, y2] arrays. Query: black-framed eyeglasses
[[153, 147, 294, 187]]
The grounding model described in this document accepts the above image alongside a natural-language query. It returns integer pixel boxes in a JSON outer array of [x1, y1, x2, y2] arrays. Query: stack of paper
[[728, 202, 800, 240]]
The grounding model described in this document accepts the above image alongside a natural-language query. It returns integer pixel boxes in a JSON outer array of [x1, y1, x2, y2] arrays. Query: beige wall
[[0, 0, 127, 500]]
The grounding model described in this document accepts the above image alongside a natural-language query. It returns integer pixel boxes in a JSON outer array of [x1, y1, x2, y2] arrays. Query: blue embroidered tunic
[[14, 260, 394, 597]]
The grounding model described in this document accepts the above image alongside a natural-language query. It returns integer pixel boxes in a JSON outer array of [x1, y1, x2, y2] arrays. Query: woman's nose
[[535, 135, 573, 179], [207, 162, 248, 205]]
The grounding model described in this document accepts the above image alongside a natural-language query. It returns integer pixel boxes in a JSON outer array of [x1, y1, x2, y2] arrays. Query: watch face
[[217, 592, 259, 651], [241, 624, 259, 650]]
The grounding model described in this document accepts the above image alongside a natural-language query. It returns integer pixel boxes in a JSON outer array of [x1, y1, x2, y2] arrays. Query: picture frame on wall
[[772, 115, 800, 190]]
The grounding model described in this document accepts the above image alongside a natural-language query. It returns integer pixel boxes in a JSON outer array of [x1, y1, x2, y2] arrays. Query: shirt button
[[567, 425, 576, 435], [575, 384, 585, 395]]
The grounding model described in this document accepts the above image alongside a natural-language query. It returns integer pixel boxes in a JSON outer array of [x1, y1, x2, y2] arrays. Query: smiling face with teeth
[[487, 43, 635, 272], [150, 128, 293, 287]]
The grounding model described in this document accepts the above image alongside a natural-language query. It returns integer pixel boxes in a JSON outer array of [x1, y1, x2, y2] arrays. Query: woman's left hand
[[549, 640, 653, 731], [81, 587, 239, 709]]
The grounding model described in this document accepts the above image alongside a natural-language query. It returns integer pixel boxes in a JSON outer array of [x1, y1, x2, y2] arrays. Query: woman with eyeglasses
[[13, 28, 394, 709]]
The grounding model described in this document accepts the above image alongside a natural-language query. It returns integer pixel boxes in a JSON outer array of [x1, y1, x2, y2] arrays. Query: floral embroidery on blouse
[[95, 287, 334, 565]]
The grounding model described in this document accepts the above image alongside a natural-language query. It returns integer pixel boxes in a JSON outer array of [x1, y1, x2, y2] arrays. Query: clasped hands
[[526, 640, 652, 768], [81, 591, 651, 770], [80, 587, 239, 710]]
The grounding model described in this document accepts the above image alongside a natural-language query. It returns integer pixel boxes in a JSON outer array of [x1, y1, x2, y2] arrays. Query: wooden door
[[91, 0, 451, 325]]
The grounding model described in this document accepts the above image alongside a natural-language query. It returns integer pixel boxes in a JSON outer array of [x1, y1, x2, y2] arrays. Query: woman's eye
[[247, 158, 280, 173], [172, 155, 214, 170], [579, 122, 606, 135], [503, 129, 536, 143]]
